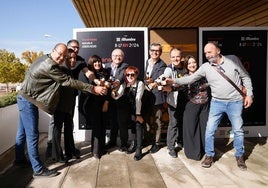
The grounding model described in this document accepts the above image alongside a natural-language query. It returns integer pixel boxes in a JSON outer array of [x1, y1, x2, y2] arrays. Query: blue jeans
[[205, 98, 244, 157], [15, 94, 43, 172]]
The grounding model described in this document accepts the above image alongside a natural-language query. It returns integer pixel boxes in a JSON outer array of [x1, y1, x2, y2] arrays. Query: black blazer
[[145, 59, 167, 105], [105, 61, 129, 84]]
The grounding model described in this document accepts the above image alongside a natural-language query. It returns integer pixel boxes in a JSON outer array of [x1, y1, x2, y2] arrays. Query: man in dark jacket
[[14, 43, 107, 178], [144, 43, 167, 153], [104, 48, 129, 151], [46, 39, 95, 159]]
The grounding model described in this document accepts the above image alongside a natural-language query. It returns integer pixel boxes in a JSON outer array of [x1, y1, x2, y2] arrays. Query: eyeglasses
[[70, 45, 80, 49], [54, 48, 67, 59], [112, 54, 123, 58], [126, 73, 135, 77], [150, 49, 160, 53]]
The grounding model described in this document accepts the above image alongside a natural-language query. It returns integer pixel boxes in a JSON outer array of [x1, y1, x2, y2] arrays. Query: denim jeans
[[205, 98, 244, 157], [15, 94, 43, 172]]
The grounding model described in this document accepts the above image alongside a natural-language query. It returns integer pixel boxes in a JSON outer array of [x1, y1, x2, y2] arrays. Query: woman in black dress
[[183, 55, 211, 160], [78, 55, 109, 159]]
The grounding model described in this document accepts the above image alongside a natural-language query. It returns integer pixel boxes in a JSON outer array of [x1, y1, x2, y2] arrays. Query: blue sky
[[0, 0, 85, 60]]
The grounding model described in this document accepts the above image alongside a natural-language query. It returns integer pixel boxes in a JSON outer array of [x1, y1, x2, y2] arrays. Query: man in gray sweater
[[166, 42, 253, 170]]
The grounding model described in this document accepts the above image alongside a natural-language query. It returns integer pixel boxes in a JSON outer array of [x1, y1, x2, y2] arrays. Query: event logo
[[240, 36, 262, 47], [115, 35, 139, 48]]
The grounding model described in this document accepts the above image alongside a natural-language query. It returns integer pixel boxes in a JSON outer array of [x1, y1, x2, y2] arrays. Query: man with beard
[[166, 42, 253, 170]]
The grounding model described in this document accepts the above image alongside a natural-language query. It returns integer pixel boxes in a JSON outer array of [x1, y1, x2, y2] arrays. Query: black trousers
[[109, 98, 131, 147], [130, 115, 144, 149], [52, 111, 76, 160], [135, 121, 143, 149], [183, 101, 209, 160], [91, 112, 106, 155], [166, 105, 179, 150]]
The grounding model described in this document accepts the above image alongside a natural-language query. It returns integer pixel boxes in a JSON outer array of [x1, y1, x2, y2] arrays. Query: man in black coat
[[144, 43, 167, 153], [105, 48, 129, 151]]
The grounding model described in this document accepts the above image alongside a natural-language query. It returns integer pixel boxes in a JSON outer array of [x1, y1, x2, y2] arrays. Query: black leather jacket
[[20, 54, 94, 114]]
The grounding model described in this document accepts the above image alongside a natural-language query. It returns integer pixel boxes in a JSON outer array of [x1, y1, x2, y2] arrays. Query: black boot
[[45, 143, 52, 158], [134, 148, 142, 161], [127, 140, 137, 154]]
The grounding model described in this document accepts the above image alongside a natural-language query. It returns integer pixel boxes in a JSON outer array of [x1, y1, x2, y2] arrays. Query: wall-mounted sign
[[73, 27, 148, 130]]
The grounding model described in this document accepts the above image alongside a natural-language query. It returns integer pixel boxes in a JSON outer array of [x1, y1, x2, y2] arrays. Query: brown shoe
[[236, 156, 247, 170], [201, 155, 213, 168]]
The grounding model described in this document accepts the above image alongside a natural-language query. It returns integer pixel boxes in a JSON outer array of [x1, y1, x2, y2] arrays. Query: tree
[[0, 49, 27, 92], [21, 51, 43, 65]]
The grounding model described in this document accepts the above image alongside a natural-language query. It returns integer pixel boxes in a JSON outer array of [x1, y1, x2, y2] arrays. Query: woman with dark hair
[[78, 55, 109, 159], [183, 55, 211, 160], [112, 66, 145, 160]]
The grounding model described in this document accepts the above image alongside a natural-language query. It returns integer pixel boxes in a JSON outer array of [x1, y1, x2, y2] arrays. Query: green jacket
[[20, 54, 94, 114]]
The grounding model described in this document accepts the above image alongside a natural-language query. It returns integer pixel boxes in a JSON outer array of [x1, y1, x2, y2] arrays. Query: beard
[[207, 54, 219, 63]]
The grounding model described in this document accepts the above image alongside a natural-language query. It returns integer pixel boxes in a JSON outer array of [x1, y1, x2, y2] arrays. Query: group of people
[[13, 40, 253, 178]]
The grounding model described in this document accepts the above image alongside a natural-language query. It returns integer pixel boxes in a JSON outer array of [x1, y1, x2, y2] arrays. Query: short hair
[[67, 39, 79, 47], [150, 43, 162, 52], [112, 48, 124, 57], [169, 47, 182, 55], [125, 66, 139, 76], [206, 42, 220, 50]]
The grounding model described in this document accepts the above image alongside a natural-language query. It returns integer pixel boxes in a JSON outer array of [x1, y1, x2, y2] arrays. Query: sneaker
[[33, 167, 59, 178], [201, 155, 213, 168], [150, 144, 160, 153], [168, 149, 177, 158], [236, 156, 247, 170], [13, 159, 31, 168]]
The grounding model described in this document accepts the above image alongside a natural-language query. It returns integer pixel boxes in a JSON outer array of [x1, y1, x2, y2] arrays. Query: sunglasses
[[126, 73, 135, 77]]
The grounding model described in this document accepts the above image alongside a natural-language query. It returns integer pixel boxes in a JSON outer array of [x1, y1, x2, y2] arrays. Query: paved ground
[[0, 134, 268, 188]]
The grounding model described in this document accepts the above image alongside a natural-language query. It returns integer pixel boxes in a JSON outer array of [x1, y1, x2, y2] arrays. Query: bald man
[[166, 42, 253, 170]]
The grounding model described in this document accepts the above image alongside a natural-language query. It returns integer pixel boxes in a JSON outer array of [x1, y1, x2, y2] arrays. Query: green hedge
[[0, 92, 18, 108]]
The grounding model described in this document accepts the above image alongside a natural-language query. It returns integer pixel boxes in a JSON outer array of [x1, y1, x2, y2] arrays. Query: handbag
[[211, 65, 246, 98]]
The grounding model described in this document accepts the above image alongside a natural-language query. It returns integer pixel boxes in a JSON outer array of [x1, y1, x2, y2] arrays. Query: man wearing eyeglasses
[[14, 43, 107, 178], [144, 43, 167, 153], [46, 39, 98, 159], [105, 48, 129, 151]]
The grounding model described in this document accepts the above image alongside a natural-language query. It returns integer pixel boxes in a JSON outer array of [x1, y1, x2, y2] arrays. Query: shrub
[[0, 92, 18, 108]]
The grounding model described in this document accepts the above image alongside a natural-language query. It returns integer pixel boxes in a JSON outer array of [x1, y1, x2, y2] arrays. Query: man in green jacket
[[14, 43, 107, 178]]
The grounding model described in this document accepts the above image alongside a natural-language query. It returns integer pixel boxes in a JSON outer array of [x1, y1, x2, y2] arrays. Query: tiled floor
[[1, 134, 268, 188]]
